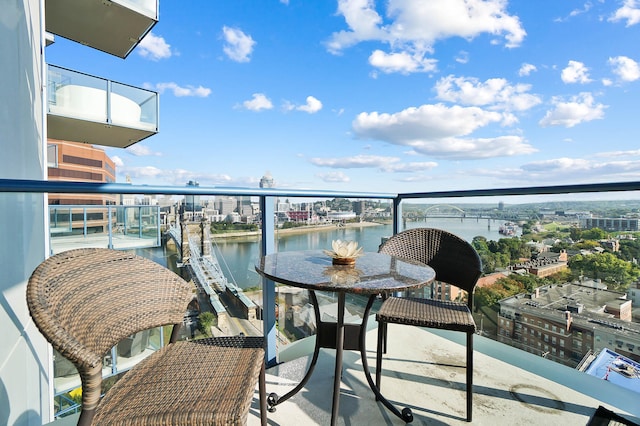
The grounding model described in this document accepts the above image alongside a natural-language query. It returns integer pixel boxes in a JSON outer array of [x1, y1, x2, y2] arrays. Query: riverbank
[[211, 220, 386, 240]]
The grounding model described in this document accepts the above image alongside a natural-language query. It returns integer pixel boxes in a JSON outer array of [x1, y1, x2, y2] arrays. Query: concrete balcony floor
[[247, 324, 638, 425], [52, 323, 638, 426]]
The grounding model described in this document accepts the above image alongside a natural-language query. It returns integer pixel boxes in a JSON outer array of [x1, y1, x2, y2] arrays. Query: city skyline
[[45, 1, 640, 194]]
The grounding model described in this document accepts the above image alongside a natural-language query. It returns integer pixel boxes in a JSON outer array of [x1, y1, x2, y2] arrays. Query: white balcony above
[[45, 0, 158, 58], [47, 65, 158, 148]]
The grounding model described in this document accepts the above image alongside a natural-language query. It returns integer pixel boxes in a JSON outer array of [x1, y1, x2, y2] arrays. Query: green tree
[[198, 312, 216, 336], [520, 220, 534, 236], [574, 240, 600, 250], [581, 227, 607, 240], [569, 252, 640, 290], [618, 239, 640, 262], [569, 227, 582, 241]]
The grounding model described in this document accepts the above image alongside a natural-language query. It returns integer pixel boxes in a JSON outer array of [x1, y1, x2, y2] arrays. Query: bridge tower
[[200, 217, 212, 257], [180, 219, 190, 262]]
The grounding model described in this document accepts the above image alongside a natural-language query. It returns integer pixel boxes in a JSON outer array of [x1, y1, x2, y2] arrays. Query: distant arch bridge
[[405, 204, 466, 219]]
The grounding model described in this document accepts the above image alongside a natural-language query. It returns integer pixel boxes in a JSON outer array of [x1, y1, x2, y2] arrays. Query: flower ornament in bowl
[[323, 240, 363, 265]]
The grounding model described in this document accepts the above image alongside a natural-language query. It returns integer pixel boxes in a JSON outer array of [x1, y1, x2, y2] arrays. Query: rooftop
[[500, 283, 640, 336]]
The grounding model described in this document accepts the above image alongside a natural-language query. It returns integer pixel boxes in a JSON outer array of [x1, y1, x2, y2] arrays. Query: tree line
[[472, 226, 640, 310]]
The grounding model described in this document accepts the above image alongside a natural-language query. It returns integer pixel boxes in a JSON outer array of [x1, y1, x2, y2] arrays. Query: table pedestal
[[267, 291, 413, 425]]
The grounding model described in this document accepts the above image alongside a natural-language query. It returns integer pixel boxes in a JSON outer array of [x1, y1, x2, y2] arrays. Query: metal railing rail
[[397, 181, 640, 199]]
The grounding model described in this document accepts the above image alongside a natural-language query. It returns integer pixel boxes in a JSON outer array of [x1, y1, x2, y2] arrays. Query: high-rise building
[[47, 140, 117, 233], [260, 172, 275, 188], [184, 180, 202, 213]]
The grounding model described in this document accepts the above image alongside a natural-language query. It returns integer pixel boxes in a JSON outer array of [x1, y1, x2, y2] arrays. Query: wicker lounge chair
[[27, 248, 266, 425], [376, 228, 482, 422]]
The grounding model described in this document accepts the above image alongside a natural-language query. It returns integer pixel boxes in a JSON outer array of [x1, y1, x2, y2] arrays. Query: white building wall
[[0, 0, 52, 424]]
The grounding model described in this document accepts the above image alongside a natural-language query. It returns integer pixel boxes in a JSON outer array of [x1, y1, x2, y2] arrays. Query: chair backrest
[[27, 248, 193, 369], [379, 228, 482, 296]]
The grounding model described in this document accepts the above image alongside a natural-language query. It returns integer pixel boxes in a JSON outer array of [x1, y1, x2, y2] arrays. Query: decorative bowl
[[332, 257, 357, 266]]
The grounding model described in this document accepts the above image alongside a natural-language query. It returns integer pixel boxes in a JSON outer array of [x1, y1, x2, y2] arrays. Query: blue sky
[[46, 0, 640, 194]]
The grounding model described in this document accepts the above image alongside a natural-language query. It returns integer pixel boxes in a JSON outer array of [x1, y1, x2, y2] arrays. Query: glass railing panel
[[114, 330, 154, 372], [49, 204, 160, 253], [110, 81, 158, 131], [398, 191, 640, 389], [47, 65, 158, 132], [47, 65, 108, 123], [53, 326, 165, 417]]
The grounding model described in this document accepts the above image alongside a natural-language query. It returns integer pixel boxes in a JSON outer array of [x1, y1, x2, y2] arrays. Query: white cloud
[[352, 103, 536, 159], [609, 55, 640, 82], [111, 155, 124, 167], [539, 92, 606, 128], [368, 50, 438, 74], [311, 154, 399, 168], [518, 63, 537, 76], [561, 60, 592, 84], [152, 82, 211, 97], [522, 157, 592, 173], [519, 157, 640, 181], [472, 153, 640, 185], [242, 93, 273, 111], [137, 32, 172, 61], [297, 96, 323, 113], [380, 161, 438, 172], [434, 75, 542, 112], [118, 165, 237, 186], [594, 149, 640, 158], [120, 165, 165, 179], [554, 3, 593, 22], [609, 0, 640, 26], [327, 0, 525, 74], [222, 26, 256, 62], [317, 171, 351, 183], [455, 51, 469, 64], [125, 145, 162, 156], [310, 154, 437, 174]]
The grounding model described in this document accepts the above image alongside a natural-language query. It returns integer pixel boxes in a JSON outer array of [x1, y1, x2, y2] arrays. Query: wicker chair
[[376, 228, 482, 422], [27, 248, 267, 426]]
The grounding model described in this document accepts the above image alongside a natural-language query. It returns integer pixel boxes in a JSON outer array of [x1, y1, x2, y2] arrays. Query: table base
[[267, 291, 415, 424]]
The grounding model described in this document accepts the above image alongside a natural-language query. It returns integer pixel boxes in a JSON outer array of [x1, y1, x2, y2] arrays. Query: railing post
[[106, 79, 112, 124], [393, 196, 402, 235], [83, 207, 87, 237], [108, 205, 113, 249], [156, 206, 161, 246], [260, 195, 277, 367]]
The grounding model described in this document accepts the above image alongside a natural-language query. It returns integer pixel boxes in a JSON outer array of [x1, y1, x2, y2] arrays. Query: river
[[136, 217, 514, 289], [204, 217, 515, 290]]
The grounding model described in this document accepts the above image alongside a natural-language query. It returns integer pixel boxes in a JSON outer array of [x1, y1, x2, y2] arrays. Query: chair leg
[[382, 321, 388, 354], [259, 361, 267, 426], [376, 320, 385, 392], [466, 331, 473, 422]]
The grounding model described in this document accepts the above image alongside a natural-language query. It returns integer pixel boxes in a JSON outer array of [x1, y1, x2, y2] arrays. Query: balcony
[[3, 179, 640, 425], [45, 0, 157, 58], [48, 204, 162, 253], [49, 328, 639, 425], [47, 65, 159, 148]]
